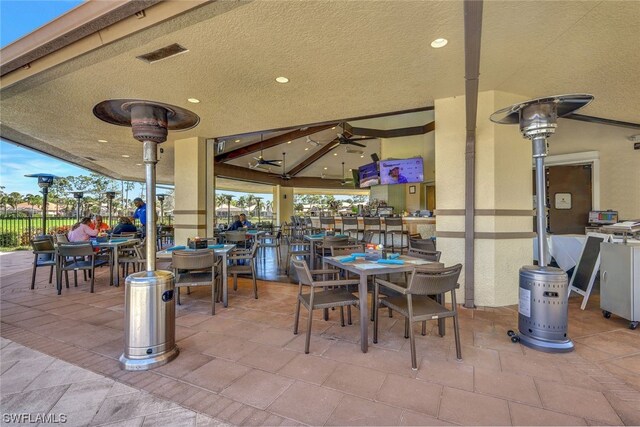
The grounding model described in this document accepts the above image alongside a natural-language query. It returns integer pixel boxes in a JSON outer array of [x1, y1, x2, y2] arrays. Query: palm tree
[[7, 192, 22, 216], [246, 195, 256, 216], [24, 194, 43, 216]]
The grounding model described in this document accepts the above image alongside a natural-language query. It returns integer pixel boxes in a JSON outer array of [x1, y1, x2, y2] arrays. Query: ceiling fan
[[279, 152, 291, 180], [251, 136, 281, 167], [322, 162, 354, 186], [306, 136, 321, 147], [336, 123, 375, 148]]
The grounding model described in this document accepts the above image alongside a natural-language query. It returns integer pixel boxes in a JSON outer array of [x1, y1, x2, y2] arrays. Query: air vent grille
[[136, 43, 188, 64]]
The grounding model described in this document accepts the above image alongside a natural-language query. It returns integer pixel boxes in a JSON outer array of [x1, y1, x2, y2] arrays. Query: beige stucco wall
[[435, 90, 532, 307], [174, 136, 208, 245], [549, 118, 640, 219], [274, 185, 294, 226]]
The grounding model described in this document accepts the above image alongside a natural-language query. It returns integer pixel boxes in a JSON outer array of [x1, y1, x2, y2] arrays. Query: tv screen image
[[379, 158, 424, 185], [358, 162, 379, 188]]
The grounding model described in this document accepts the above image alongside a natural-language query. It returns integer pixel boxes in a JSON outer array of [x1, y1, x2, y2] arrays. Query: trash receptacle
[[119, 270, 179, 370]]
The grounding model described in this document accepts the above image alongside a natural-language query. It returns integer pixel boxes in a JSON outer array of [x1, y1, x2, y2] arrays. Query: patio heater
[[93, 99, 199, 370], [24, 174, 58, 235], [157, 193, 167, 225], [104, 191, 117, 229], [490, 94, 593, 353], [71, 191, 84, 220], [225, 195, 234, 228], [255, 197, 263, 225]]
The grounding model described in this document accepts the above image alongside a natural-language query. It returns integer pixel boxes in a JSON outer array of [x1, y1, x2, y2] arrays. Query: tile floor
[[1, 249, 640, 426]]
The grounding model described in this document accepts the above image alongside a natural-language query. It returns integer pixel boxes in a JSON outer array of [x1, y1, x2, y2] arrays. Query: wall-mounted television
[[379, 157, 424, 185], [358, 162, 379, 188]]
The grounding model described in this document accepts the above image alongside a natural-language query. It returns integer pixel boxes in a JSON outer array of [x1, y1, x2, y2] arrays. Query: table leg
[[359, 274, 369, 353], [114, 247, 120, 287], [309, 241, 316, 270], [222, 253, 228, 307], [109, 248, 114, 286]]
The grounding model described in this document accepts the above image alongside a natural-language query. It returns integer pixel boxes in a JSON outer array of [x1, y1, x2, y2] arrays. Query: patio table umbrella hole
[[490, 93, 593, 353], [94, 99, 199, 370]]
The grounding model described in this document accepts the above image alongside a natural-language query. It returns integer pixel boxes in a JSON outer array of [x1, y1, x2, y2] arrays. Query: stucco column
[[173, 136, 215, 244], [273, 185, 294, 226], [435, 90, 533, 306]]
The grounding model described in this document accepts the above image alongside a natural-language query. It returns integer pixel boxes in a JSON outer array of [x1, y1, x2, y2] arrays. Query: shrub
[[0, 231, 19, 247]]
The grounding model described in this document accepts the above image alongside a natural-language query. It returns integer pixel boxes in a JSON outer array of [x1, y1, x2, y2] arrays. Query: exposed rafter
[[215, 124, 336, 162], [213, 162, 345, 189], [343, 121, 435, 138], [288, 139, 341, 177], [564, 114, 640, 130]]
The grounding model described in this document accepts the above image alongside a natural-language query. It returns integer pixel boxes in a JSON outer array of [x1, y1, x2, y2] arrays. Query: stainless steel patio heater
[[24, 174, 58, 235], [157, 193, 167, 225], [93, 99, 199, 370], [71, 191, 84, 220], [490, 94, 593, 353], [104, 191, 117, 229]]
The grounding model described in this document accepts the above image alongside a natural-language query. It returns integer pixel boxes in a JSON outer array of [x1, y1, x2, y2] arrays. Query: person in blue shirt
[[132, 198, 147, 226], [239, 213, 252, 228], [227, 215, 243, 230]]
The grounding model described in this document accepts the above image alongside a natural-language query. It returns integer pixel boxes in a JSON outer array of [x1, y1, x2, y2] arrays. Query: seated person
[[90, 215, 110, 232], [227, 215, 243, 231], [68, 217, 99, 242], [112, 217, 138, 235], [239, 213, 252, 228]]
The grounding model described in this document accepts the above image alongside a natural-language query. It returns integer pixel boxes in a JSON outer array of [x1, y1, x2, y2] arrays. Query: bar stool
[[320, 216, 341, 233], [363, 217, 382, 244], [384, 217, 409, 253], [342, 217, 364, 241]]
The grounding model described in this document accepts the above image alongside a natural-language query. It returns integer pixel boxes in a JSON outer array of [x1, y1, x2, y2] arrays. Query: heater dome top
[[93, 99, 200, 131], [489, 94, 594, 125]]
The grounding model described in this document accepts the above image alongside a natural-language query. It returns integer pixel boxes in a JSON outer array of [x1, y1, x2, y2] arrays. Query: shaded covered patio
[[2, 250, 639, 425]]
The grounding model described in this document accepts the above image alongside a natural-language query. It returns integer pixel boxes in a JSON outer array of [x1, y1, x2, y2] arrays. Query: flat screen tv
[[358, 162, 379, 188], [379, 158, 424, 185]]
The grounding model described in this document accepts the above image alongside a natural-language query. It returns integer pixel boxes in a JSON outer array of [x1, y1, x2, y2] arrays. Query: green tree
[[23, 193, 43, 216]]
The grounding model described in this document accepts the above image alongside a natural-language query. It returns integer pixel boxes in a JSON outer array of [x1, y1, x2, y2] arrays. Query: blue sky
[[1, 0, 86, 194]]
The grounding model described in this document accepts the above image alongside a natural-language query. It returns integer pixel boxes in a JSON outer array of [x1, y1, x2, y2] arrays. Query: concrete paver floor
[[1, 249, 640, 426]]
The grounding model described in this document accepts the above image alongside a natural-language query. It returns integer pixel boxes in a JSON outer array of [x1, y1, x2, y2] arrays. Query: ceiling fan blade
[[348, 141, 367, 148], [262, 161, 281, 166]]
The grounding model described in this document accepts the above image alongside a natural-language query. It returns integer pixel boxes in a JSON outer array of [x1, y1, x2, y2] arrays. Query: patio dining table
[[322, 254, 440, 353], [156, 244, 236, 307], [92, 237, 140, 287]]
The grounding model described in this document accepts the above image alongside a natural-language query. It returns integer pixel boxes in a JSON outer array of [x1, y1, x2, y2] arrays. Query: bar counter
[[310, 216, 436, 238]]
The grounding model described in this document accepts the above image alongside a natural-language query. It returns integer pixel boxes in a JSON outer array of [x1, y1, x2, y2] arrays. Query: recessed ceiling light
[[287, 141, 291, 144], [275, 76, 289, 83], [136, 163, 142, 166], [331, 127, 336, 130], [121, 155, 130, 158], [304, 148, 309, 151], [234, 139, 240, 143], [187, 98, 200, 103], [360, 155, 364, 158], [431, 38, 448, 48], [324, 167, 328, 170], [333, 153, 338, 156], [98, 139, 108, 143]]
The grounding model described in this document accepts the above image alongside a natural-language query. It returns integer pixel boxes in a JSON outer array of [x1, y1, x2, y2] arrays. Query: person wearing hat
[[388, 166, 408, 184]]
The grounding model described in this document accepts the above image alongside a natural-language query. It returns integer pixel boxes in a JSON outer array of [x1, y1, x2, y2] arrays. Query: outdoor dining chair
[[258, 230, 281, 266], [374, 263, 463, 369], [291, 258, 360, 354], [341, 216, 364, 241], [228, 240, 259, 299], [173, 249, 220, 315], [284, 234, 312, 275], [56, 242, 111, 294], [384, 217, 409, 253], [409, 236, 436, 252], [30, 235, 56, 290]]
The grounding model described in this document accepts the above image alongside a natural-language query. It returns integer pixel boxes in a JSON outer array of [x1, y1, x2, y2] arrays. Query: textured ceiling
[[1, 0, 638, 186]]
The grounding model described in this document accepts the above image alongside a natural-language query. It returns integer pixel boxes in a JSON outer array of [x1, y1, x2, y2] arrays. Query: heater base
[[119, 346, 179, 371], [515, 333, 574, 353]]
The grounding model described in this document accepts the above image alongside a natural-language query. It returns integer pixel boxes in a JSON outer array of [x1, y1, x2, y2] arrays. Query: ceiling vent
[[136, 44, 188, 64], [84, 156, 97, 161]]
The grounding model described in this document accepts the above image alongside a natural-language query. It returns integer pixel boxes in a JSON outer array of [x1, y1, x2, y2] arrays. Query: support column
[[173, 136, 213, 244], [435, 90, 533, 306], [274, 185, 294, 226]]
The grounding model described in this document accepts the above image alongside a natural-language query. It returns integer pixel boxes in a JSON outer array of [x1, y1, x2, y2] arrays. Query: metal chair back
[[331, 244, 364, 257], [32, 235, 55, 252], [407, 263, 462, 296], [292, 258, 314, 286], [409, 237, 436, 252], [57, 242, 94, 258], [407, 248, 441, 262], [172, 250, 215, 270], [55, 233, 70, 244]]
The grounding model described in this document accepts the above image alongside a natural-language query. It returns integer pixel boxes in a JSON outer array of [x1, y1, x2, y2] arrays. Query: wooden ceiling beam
[[213, 161, 346, 189], [215, 124, 336, 162], [287, 139, 340, 177], [344, 121, 435, 138]]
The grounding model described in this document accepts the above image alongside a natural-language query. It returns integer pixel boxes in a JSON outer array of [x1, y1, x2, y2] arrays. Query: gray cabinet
[[600, 242, 640, 329]]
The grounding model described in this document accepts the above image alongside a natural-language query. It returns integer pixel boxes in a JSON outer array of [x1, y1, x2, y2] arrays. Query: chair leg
[[252, 265, 258, 299], [211, 282, 216, 316], [233, 274, 238, 291], [409, 317, 418, 370], [90, 269, 95, 293], [293, 297, 301, 335], [347, 305, 352, 325], [340, 307, 345, 327], [74, 270, 78, 287], [404, 318, 410, 339], [64, 271, 69, 289], [453, 314, 462, 360], [305, 305, 314, 354], [177, 287, 181, 305], [422, 321, 427, 336], [388, 307, 393, 318], [49, 265, 54, 284], [31, 257, 37, 290]]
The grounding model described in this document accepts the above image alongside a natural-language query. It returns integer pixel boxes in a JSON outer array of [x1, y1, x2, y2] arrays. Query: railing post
[[28, 215, 32, 240]]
